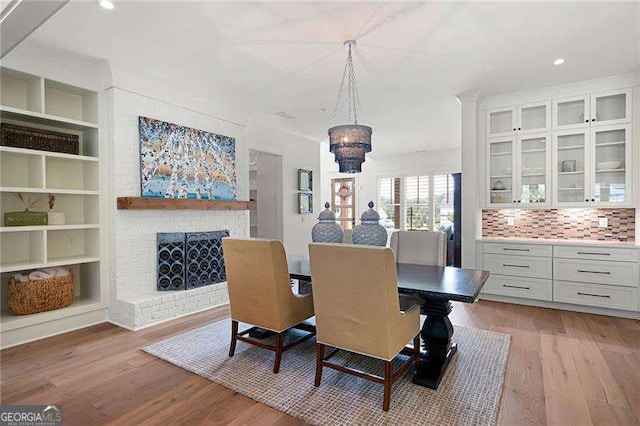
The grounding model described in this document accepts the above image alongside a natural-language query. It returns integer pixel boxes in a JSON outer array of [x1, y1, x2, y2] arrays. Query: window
[[377, 173, 456, 232], [405, 176, 429, 231], [433, 174, 454, 233], [331, 178, 356, 229], [378, 177, 401, 229]]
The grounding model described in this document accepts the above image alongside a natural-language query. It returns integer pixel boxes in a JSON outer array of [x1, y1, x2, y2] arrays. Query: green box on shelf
[[4, 211, 48, 226]]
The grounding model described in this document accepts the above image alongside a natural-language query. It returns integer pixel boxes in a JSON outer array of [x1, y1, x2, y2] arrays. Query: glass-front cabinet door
[[591, 89, 631, 126], [517, 102, 550, 134], [590, 124, 631, 205], [487, 137, 516, 206], [518, 134, 550, 205], [553, 130, 589, 206], [486, 107, 516, 137], [553, 95, 590, 130]]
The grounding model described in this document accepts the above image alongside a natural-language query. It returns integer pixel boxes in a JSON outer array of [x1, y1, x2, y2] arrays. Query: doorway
[[330, 177, 356, 229], [249, 150, 283, 240]]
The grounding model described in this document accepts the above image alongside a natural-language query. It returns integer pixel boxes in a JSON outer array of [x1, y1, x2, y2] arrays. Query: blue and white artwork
[[139, 116, 236, 200]]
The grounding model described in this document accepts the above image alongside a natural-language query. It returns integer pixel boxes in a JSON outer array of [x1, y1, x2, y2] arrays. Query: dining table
[[288, 258, 490, 390]]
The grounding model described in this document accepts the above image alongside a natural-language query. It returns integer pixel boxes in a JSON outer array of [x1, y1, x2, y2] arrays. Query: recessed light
[[99, 0, 114, 10], [553, 58, 565, 66]]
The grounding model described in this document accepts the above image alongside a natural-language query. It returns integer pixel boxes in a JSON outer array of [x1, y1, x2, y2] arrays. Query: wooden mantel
[[117, 197, 256, 211]]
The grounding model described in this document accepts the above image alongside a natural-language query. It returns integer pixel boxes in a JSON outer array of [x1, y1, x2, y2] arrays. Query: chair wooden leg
[[229, 320, 238, 357], [383, 360, 392, 411], [413, 334, 421, 365], [273, 332, 284, 373], [315, 343, 325, 387]]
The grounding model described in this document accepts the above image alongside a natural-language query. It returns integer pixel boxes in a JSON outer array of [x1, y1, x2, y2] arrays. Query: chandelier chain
[[331, 42, 362, 125]]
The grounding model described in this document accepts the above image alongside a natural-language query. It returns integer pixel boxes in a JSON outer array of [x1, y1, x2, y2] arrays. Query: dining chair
[[390, 231, 447, 312], [222, 238, 315, 373], [308, 242, 421, 411]]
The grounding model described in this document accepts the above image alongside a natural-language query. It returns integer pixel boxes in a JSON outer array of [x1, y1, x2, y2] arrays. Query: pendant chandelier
[[328, 40, 372, 174]]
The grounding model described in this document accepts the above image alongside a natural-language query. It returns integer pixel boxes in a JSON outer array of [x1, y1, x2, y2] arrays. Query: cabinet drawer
[[553, 280, 639, 311], [553, 258, 639, 287], [483, 254, 552, 279], [484, 243, 552, 257], [483, 275, 552, 301], [553, 246, 639, 263]]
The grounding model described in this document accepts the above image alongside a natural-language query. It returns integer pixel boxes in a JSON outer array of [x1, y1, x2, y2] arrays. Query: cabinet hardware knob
[[517, 127, 521, 130], [591, 118, 596, 122], [585, 119, 589, 123], [591, 198, 595, 202], [512, 128, 516, 131], [585, 199, 589, 202]]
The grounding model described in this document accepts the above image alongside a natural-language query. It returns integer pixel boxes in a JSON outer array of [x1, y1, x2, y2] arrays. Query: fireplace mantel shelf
[[117, 197, 256, 211]]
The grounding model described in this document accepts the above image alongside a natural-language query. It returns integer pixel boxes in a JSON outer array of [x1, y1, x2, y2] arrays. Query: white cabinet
[[486, 101, 550, 137], [553, 89, 631, 131], [552, 124, 632, 207], [486, 87, 633, 208], [480, 240, 640, 314], [487, 133, 551, 207]]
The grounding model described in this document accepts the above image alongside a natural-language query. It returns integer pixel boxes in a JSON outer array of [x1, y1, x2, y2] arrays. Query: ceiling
[[21, 1, 640, 156]]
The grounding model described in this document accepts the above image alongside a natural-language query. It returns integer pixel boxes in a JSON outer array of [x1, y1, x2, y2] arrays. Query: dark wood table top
[[287, 258, 490, 304]]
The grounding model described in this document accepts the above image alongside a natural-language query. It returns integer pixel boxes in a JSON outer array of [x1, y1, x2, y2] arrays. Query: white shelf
[[490, 189, 511, 193], [0, 187, 99, 195], [557, 171, 584, 175], [0, 146, 98, 162], [46, 256, 101, 268], [521, 149, 546, 153], [490, 152, 512, 157], [0, 105, 98, 131], [0, 224, 99, 233], [0, 296, 105, 332], [595, 141, 625, 147], [522, 173, 545, 177], [596, 168, 625, 173], [490, 175, 512, 179], [0, 260, 45, 273], [557, 145, 585, 151], [558, 188, 584, 191]]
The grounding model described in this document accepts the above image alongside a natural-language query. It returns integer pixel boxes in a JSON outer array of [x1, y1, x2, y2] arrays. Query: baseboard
[[479, 294, 640, 320]]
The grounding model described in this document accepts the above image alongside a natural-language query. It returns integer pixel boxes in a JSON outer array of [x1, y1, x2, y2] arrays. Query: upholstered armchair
[[308, 242, 421, 411], [222, 238, 315, 373], [390, 231, 447, 312]]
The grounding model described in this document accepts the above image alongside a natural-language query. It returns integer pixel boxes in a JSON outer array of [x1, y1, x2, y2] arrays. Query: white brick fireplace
[[107, 87, 249, 329]]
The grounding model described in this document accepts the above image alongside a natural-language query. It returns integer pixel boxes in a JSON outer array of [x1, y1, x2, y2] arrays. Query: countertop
[[477, 237, 640, 248]]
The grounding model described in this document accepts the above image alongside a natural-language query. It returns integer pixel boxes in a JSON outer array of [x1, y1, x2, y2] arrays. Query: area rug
[[143, 318, 510, 425]]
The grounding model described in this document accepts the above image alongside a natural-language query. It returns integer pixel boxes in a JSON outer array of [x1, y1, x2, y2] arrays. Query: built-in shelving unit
[[0, 67, 106, 347]]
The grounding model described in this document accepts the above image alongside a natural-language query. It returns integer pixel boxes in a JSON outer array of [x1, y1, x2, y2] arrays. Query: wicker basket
[[1, 123, 79, 155], [8, 273, 74, 315]]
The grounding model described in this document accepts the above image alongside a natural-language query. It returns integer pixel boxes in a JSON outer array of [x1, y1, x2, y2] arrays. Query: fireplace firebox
[[157, 230, 228, 291]]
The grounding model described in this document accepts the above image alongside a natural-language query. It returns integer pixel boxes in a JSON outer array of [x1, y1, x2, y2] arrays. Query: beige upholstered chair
[[222, 238, 315, 373], [308, 243, 421, 411], [389, 230, 447, 266], [390, 231, 447, 312]]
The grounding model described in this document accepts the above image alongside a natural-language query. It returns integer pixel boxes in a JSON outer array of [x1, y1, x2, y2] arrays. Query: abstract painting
[[139, 116, 236, 200]]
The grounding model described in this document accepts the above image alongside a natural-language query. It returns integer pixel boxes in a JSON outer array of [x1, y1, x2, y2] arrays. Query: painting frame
[[298, 169, 313, 191], [298, 192, 313, 215], [138, 116, 237, 200]]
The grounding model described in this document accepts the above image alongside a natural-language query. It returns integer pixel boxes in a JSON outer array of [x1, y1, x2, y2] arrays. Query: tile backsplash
[[482, 209, 635, 241]]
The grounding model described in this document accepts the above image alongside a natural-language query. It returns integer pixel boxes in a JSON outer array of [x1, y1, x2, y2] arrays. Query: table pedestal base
[[412, 298, 457, 390]]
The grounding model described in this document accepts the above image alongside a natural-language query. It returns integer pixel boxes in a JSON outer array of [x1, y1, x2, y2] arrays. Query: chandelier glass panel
[[328, 40, 372, 174]]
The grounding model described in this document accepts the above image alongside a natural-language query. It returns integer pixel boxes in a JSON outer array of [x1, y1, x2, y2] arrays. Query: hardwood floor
[[1, 300, 639, 425]]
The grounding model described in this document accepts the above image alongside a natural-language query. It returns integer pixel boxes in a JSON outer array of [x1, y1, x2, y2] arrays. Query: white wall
[[246, 115, 322, 256], [321, 145, 462, 221]]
